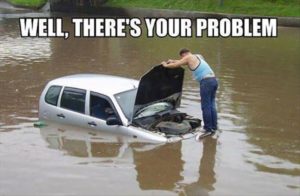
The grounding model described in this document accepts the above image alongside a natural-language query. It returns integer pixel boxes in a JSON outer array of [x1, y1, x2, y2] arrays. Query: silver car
[[39, 65, 201, 143]]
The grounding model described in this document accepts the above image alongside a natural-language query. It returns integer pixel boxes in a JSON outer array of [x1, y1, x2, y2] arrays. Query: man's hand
[[161, 56, 189, 69], [161, 61, 168, 67]]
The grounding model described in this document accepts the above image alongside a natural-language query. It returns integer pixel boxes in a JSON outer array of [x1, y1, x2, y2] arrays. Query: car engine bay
[[132, 110, 201, 136]]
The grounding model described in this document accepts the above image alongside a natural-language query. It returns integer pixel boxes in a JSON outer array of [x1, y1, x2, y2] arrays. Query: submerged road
[[0, 11, 300, 196]]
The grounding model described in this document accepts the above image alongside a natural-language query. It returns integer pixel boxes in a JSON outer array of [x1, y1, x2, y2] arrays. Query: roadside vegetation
[[8, 0, 47, 9], [107, 0, 300, 17]]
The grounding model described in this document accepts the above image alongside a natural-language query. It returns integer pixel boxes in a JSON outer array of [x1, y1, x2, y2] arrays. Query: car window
[[114, 89, 137, 120], [61, 87, 86, 114], [45, 85, 62, 106], [90, 92, 115, 120]]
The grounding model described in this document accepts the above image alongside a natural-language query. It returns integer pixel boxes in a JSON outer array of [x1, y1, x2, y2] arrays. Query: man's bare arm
[[162, 56, 189, 68], [167, 59, 179, 64]]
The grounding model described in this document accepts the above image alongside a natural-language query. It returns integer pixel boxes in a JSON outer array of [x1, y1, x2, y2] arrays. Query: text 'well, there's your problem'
[[19, 17, 278, 39]]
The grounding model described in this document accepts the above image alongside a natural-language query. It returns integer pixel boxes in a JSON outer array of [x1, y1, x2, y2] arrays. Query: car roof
[[48, 74, 139, 96]]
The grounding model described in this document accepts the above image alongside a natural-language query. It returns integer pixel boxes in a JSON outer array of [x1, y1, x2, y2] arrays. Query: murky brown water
[[0, 14, 300, 196]]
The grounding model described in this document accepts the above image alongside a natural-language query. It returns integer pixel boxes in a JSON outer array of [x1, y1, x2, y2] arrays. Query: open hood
[[132, 65, 184, 119]]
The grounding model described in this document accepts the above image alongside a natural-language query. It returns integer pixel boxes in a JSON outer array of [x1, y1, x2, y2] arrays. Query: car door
[[54, 86, 88, 127], [41, 85, 63, 122], [85, 91, 128, 136]]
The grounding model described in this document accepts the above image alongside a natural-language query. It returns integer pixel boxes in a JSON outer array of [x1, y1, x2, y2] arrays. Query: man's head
[[179, 48, 191, 58]]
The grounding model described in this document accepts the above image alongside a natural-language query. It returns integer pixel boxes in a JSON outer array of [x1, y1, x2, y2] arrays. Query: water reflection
[[40, 123, 219, 194], [198, 138, 217, 191], [134, 143, 183, 191], [182, 138, 216, 196], [0, 19, 51, 67]]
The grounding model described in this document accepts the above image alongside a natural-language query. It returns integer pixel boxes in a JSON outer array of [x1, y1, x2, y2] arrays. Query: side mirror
[[106, 116, 122, 126]]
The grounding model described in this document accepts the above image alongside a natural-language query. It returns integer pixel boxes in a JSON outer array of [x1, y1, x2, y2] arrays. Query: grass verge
[[8, 0, 47, 9], [106, 0, 300, 17]]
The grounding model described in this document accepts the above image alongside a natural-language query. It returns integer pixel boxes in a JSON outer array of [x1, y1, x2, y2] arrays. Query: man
[[161, 48, 218, 137]]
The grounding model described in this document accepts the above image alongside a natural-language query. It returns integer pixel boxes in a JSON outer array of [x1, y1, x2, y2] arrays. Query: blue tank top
[[191, 54, 214, 82]]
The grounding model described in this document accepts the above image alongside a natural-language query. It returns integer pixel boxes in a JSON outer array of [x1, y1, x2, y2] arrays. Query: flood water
[[0, 13, 300, 196]]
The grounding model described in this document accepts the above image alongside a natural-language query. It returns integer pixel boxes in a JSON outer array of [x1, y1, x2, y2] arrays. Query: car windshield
[[114, 89, 137, 120], [134, 102, 173, 119]]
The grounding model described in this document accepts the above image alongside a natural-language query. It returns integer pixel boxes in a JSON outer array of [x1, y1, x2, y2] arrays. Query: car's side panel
[[53, 106, 89, 128], [39, 83, 64, 122], [41, 85, 87, 127], [123, 126, 168, 143], [39, 80, 175, 143]]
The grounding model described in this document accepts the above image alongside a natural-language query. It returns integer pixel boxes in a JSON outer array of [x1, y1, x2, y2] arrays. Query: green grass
[[8, 0, 47, 8], [106, 0, 300, 17]]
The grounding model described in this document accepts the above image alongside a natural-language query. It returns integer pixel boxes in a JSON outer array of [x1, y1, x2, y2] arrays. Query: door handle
[[57, 113, 65, 119], [88, 121, 97, 127]]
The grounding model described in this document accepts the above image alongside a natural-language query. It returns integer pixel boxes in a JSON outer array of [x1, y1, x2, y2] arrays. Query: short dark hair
[[179, 48, 190, 56]]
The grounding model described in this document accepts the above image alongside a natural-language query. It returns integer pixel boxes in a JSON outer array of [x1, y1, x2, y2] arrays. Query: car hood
[[131, 65, 184, 120]]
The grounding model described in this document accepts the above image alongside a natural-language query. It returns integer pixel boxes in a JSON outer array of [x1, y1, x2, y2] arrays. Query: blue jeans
[[200, 77, 218, 132]]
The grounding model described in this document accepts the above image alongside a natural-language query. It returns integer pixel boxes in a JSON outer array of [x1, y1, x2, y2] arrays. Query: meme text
[[19, 17, 278, 39]]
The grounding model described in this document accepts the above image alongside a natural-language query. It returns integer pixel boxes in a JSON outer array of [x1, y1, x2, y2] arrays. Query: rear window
[[45, 85, 62, 106], [61, 87, 86, 114]]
